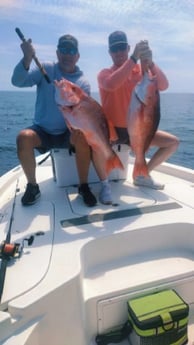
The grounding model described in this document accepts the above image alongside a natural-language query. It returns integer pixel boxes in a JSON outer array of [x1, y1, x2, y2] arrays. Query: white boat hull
[[0, 148, 194, 345]]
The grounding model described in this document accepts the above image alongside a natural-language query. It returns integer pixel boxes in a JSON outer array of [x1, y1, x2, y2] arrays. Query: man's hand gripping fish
[[55, 78, 124, 175], [127, 72, 160, 179]]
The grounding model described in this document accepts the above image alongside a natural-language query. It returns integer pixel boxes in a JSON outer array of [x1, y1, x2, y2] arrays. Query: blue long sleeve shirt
[[11, 60, 91, 135]]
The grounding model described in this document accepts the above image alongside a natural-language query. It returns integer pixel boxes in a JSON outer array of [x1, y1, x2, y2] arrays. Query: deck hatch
[[61, 202, 182, 228]]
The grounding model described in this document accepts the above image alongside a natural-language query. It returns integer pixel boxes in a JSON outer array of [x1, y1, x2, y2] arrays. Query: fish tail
[[106, 154, 124, 175], [133, 159, 149, 179]]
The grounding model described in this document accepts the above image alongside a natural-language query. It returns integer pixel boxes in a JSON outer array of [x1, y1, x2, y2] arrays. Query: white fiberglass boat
[[0, 146, 194, 345]]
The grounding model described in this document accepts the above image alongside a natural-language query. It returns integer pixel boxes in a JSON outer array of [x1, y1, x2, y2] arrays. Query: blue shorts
[[28, 125, 71, 154]]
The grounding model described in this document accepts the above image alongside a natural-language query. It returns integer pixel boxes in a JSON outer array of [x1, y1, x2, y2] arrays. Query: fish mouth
[[60, 101, 75, 107], [58, 97, 79, 107], [54, 78, 81, 107]]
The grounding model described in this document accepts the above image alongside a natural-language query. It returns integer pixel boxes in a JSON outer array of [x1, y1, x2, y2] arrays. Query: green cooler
[[128, 289, 189, 345]]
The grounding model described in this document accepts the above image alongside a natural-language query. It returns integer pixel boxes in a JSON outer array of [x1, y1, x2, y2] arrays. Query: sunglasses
[[110, 43, 128, 53], [58, 47, 78, 55]]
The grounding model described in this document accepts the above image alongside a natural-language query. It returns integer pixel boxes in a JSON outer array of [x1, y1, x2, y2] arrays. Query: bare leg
[[70, 130, 91, 184], [134, 130, 179, 189], [70, 130, 97, 206], [92, 151, 107, 181], [17, 129, 42, 184], [147, 130, 179, 173], [71, 130, 112, 205]]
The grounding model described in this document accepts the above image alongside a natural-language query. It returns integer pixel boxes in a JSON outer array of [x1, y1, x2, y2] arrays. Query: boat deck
[[0, 152, 194, 345]]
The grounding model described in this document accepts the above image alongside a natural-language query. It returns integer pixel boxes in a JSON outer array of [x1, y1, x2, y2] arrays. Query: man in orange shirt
[[98, 31, 179, 189]]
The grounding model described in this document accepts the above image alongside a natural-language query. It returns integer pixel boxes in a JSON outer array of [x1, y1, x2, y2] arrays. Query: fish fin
[[133, 159, 149, 179], [106, 154, 124, 175]]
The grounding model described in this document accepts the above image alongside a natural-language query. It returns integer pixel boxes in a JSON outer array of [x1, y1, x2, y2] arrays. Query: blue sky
[[1, 0, 194, 92]]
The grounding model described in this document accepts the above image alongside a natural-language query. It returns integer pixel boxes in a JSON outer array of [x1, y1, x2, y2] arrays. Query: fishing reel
[[0, 235, 34, 260]]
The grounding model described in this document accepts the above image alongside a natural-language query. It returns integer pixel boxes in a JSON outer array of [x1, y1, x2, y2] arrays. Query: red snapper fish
[[55, 78, 124, 175], [127, 72, 160, 179]]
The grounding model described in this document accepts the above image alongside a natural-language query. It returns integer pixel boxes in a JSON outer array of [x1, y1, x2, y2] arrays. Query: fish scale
[[55, 78, 124, 175], [127, 72, 160, 179]]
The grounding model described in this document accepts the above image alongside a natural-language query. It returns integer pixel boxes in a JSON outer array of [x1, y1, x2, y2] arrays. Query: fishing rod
[[0, 180, 19, 303], [0, 179, 41, 304], [15, 27, 51, 84]]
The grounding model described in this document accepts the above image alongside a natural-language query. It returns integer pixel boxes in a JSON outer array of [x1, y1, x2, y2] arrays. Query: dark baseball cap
[[57, 34, 78, 50], [108, 31, 128, 48]]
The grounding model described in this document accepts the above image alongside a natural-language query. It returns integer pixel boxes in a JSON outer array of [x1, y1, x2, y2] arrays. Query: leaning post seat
[[51, 144, 130, 187]]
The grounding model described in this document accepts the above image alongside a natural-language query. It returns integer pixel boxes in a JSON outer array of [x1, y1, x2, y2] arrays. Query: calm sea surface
[[0, 91, 194, 177]]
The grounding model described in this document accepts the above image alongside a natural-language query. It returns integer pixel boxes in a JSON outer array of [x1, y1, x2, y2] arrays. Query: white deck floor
[[0, 153, 194, 345]]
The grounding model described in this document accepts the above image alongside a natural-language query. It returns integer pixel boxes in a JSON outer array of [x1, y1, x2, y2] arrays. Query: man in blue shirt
[[12, 34, 104, 206]]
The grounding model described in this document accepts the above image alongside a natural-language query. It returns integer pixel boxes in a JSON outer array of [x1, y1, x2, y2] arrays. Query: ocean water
[[0, 91, 194, 177]]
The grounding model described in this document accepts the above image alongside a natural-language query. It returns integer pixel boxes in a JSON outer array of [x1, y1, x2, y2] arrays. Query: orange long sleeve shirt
[[97, 58, 169, 128]]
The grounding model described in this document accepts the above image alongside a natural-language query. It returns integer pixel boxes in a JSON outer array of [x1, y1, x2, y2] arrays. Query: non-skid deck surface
[[67, 180, 155, 216], [61, 180, 181, 228]]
